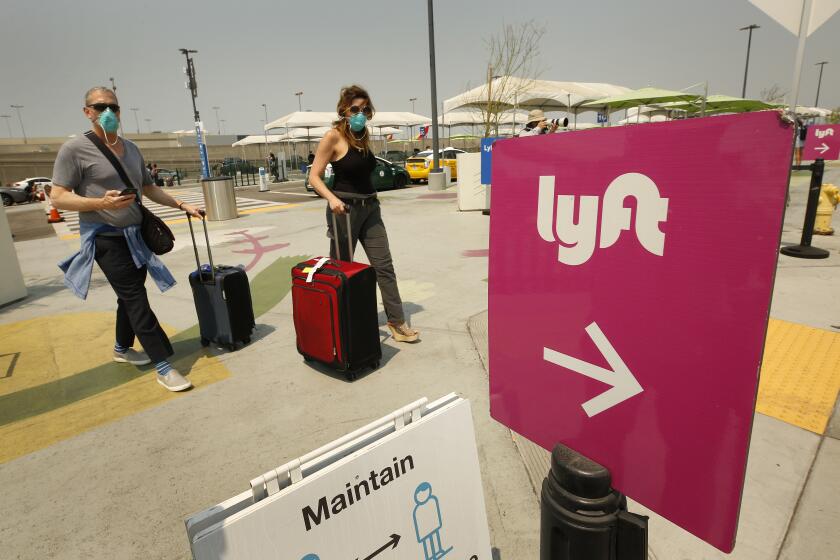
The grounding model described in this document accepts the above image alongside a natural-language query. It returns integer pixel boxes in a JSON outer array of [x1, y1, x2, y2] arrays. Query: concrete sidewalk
[[0, 168, 838, 559]]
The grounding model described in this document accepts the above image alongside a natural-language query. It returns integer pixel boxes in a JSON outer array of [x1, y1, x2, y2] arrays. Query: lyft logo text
[[537, 173, 669, 265], [815, 128, 834, 139]]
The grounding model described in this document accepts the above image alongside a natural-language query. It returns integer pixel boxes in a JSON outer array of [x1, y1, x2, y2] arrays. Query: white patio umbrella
[[231, 134, 286, 147], [444, 77, 632, 129], [368, 126, 402, 154], [616, 114, 671, 125], [368, 112, 432, 147]]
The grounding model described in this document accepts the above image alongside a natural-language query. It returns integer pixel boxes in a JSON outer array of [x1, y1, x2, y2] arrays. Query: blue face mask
[[98, 108, 120, 133], [348, 113, 367, 132]]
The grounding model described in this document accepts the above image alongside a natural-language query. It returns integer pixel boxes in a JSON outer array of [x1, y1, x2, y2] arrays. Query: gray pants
[[326, 199, 405, 324]]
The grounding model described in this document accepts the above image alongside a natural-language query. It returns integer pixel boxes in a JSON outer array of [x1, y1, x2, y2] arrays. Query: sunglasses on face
[[87, 103, 120, 112], [347, 105, 372, 117]]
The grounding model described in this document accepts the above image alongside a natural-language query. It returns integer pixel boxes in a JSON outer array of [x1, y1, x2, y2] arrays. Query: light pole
[[0, 115, 11, 137], [739, 24, 760, 98], [295, 91, 303, 112], [426, 0, 441, 175], [108, 77, 126, 136], [814, 61, 829, 106], [409, 97, 417, 141], [129, 108, 140, 134], [220, 119, 226, 134], [144, 118, 152, 133], [179, 48, 210, 178], [212, 106, 221, 135], [10, 105, 26, 144], [261, 103, 270, 159]]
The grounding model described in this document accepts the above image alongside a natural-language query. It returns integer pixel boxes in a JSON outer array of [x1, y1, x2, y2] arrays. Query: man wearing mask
[[50, 86, 202, 392], [519, 109, 560, 137]]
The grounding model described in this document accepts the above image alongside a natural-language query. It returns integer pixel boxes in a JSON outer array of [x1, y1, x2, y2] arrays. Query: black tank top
[[331, 146, 376, 197]]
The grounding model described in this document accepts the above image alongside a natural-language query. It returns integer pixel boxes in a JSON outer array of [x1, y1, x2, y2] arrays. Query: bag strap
[[84, 131, 141, 204]]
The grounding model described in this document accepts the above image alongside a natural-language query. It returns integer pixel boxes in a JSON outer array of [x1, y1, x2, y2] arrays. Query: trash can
[[201, 176, 239, 221]]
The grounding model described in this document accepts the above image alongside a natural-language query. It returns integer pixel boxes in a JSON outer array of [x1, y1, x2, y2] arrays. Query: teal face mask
[[98, 108, 120, 133], [348, 113, 367, 132]]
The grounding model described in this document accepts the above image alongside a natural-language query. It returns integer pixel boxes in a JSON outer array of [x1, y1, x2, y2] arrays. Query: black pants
[[326, 199, 405, 324], [94, 236, 173, 363]]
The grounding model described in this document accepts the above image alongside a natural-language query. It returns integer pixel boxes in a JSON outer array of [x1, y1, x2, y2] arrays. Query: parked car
[[215, 158, 258, 176], [383, 150, 407, 162], [155, 168, 179, 186], [1, 176, 50, 205], [405, 148, 465, 183], [1, 184, 39, 206], [305, 157, 410, 193], [13, 177, 52, 190]]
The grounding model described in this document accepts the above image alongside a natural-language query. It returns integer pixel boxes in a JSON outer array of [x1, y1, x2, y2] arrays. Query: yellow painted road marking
[[757, 319, 840, 434], [0, 313, 229, 464]]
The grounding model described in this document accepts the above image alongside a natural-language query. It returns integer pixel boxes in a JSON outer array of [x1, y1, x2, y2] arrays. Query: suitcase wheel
[[371, 361, 380, 370], [227, 343, 237, 352], [303, 356, 313, 363], [200, 337, 210, 347], [346, 371, 358, 381], [243, 337, 251, 345]]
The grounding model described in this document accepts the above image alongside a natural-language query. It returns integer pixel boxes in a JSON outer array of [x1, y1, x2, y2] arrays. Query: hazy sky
[[1, 0, 838, 138]]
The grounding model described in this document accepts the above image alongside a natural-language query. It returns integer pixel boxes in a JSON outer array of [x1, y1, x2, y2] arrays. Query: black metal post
[[426, 0, 440, 173], [740, 25, 759, 99], [814, 62, 828, 107], [541, 444, 648, 560], [780, 159, 829, 259]]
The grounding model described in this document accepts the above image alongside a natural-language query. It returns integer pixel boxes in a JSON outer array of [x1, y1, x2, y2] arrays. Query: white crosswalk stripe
[[59, 192, 285, 233]]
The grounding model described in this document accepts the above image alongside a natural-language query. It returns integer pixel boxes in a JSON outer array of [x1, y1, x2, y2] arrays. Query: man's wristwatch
[[177, 201, 184, 210]]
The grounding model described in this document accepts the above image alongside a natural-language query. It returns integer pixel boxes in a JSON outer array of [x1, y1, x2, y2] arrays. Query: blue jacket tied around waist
[[58, 221, 176, 300]]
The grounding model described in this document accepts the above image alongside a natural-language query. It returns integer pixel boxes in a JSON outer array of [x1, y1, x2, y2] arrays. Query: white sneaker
[[113, 348, 151, 366], [156, 368, 192, 392]]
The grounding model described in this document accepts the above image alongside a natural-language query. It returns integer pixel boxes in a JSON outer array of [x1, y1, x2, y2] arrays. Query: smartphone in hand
[[119, 187, 138, 197]]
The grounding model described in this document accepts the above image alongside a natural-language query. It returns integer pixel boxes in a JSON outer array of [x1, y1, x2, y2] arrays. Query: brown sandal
[[388, 322, 420, 343]]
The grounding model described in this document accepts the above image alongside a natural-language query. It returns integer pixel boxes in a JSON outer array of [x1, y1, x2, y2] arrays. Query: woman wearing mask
[[309, 85, 419, 343]]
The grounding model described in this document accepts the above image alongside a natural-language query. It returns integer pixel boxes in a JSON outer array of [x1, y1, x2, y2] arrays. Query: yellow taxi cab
[[405, 147, 465, 183]]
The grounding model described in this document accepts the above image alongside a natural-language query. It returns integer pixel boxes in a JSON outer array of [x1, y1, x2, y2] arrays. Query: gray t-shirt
[[52, 134, 153, 227]]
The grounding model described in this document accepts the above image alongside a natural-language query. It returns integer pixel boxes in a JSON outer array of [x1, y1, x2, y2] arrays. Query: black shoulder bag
[[85, 131, 175, 255]]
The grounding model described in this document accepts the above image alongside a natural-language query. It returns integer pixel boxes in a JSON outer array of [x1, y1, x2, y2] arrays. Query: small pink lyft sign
[[803, 124, 840, 161], [488, 112, 793, 552]]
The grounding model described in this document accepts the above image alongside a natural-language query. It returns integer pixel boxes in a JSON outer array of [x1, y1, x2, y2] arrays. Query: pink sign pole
[[488, 111, 794, 552]]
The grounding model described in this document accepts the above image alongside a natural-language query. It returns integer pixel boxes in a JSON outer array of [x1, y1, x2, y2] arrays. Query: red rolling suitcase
[[291, 212, 382, 379]]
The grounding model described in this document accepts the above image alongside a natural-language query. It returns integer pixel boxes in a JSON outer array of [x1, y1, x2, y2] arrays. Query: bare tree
[[759, 84, 788, 105], [467, 21, 545, 137]]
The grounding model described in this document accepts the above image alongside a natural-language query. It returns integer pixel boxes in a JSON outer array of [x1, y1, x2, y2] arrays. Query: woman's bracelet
[[177, 201, 184, 210]]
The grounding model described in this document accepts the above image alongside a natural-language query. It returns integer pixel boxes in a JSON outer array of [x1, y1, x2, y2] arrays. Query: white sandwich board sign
[[185, 394, 491, 560]]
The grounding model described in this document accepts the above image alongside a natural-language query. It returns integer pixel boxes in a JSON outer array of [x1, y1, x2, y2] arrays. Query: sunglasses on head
[[87, 103, 120, 112], [347, 105, 372, 117]]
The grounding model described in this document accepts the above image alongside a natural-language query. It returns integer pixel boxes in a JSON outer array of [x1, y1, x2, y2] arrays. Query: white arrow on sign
[[543, 322, 643, 417], [816, 143, 830, 154]]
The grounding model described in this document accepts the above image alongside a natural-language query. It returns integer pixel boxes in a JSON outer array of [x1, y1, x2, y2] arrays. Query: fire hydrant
[[814, 183, 840, 235]]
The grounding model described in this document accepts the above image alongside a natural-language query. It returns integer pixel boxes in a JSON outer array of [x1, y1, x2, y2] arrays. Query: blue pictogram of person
[[412, 482, 453, 560], [300, 554, 319, 560]]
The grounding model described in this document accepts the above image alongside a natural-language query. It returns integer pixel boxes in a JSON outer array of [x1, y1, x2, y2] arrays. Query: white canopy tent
[[616, 114, 671, 125], [443, 77, 632, 130], [231, 134, 286, 147], [369, 112, 432, 127], [264, 112, 336, 130]]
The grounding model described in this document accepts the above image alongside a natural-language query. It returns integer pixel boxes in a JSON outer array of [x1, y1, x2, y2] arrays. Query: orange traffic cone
[[48, 206, 64, 223]]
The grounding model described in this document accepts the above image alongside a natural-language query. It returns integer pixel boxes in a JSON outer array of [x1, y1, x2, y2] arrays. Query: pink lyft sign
[[803, 124, 840, 161], [488, 112, 793, 552]]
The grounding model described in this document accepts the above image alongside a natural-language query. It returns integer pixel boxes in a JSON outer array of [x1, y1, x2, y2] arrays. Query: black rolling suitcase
[[187, 212, 255, 351]]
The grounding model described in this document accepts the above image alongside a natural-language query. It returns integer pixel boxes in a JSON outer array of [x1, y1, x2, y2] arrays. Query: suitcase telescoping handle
[[331, 209, 353, 263], [186, 210, 216, 283]]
